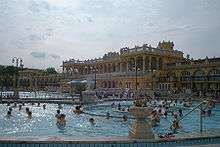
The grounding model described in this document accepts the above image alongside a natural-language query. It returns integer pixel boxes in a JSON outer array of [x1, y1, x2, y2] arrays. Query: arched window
[[193, 70, 206, 81], [181, 71, 191, 81], [208, 69, 220, 81]]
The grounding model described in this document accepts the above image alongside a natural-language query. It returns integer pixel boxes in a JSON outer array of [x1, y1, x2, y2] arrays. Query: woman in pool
[[73, 106, 82, 114], [150, 110, 160, 127], [172, 114, 181, 130]]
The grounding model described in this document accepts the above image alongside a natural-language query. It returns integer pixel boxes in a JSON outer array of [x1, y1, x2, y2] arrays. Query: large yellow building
[[62, 41, 220, 97]]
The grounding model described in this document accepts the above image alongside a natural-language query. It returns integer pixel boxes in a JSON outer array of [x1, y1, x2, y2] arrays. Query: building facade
[[18, 69, 62, 92], [62, 41, 220, 97]]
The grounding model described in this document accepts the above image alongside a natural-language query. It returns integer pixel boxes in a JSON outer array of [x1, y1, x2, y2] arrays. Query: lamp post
[[11, 57, 23, 99], [12, 57, 23, 68], [92, 67, 98, 89], [134, 66, 141, 91]]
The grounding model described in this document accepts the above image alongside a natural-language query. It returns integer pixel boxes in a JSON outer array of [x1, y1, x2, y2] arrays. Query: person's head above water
[[28, 111, 32, 116], [60, 114, 66, 120], [9, 107, 12, 112], [26, 107, 29, 112], [57, 109, 60, 114], [7, 111, 11, 116], [89, 118, 95, 124]]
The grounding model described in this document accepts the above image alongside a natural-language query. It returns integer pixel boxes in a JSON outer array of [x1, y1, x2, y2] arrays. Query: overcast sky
[[0, 0, 220, 71]]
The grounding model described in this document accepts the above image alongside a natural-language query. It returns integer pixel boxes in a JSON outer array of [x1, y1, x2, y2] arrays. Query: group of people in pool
[[6, 102, 34, 119]]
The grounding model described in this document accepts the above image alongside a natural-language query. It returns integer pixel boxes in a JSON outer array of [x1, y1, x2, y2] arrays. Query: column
[[120, 62, 123, 72], [157, 58, 159, 70], [105, 64, 107, 73], [134, 56, 137, 71], [148, 56, 151, 71], [143, 56, 146, 73], [126, 59, 129, 73]]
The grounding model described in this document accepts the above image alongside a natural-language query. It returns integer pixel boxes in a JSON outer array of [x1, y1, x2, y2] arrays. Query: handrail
[[178, 101, 205, 122], [168, 100, 206, 130]]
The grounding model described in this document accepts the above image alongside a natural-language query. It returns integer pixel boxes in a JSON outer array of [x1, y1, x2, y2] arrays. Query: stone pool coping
[[0, 132, 219, 144]]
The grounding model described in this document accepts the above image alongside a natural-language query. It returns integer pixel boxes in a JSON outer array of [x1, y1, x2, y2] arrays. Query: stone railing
[[121, 46, 183, 58]]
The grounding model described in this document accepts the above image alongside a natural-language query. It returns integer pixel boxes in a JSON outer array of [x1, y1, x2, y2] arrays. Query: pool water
[[0, 101, 219, 138]]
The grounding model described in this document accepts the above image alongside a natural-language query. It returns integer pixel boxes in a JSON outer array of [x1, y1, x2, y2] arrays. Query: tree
[[0, 65, 19, 90], [44, 67, 57, 75]]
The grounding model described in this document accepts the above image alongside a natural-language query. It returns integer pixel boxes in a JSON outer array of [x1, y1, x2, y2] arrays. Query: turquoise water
[[0, 101, 219, 138]]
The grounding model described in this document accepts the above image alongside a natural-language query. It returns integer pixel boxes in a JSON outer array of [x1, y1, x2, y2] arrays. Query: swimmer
[[31, 102, 35, 106], [13, 102, 17, 107], [26, 107, 30, 113], [122, 115, 128, 122], [55, 109, 61, 118], [164, 111, 168, 118], [106, 112, 110, 119], [207, 109, 212, 117], [43, 104, 46, 109], [9, 107, 13, 112], [89, 118, 95, 125], [19, 105, 22, 111], [73, 106, 82, 114], [37, 102, 40, 107], [172, 114, 181, 130], [118, 103, 121, 109], [28, 111, 32, 119], [6, 111, 12, 118], [7, 102, 10, 106], [178, 109, 183, 117], [58, 104, 63, 109], [111, 102, 115, 107], [201, 110, 206, 116], [57, 114, 66, 126], [22, 102, 25, 106]]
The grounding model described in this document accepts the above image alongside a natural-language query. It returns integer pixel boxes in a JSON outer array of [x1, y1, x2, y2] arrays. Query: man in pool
[[19, 104, 22, 111], [6, 111, 12, 118], [122, 115, 128, 122], [106, 112, 110, 119], [57, 114, 66, 126], [43, 104, 46, 109], [58, 104, 63, 109], [9, 107, 13, 112], [28, 111, 32, 119], [89, 118, 95, 125], [26, 107, 30, 113]]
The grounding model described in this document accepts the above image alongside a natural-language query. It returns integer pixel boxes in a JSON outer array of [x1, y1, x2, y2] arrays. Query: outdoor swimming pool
[[0, 101, 219, 138]]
